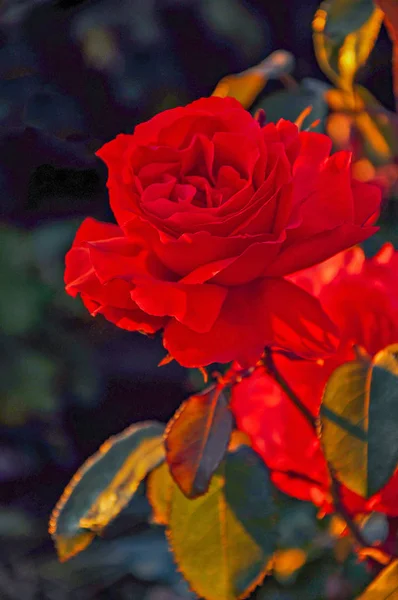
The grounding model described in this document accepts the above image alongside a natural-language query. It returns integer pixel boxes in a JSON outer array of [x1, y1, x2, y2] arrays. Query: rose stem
[[264, 349, 317, 430], [330, 473, 369, 549], [264, 348, 378, 554]]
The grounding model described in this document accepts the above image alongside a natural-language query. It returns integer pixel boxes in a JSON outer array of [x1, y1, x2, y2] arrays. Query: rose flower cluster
[[65, 96, 388, 518], [231, 243, 398, 518], [65, 97, 379, 368]]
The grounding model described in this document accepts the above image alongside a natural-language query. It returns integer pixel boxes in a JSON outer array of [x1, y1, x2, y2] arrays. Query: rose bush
[[231, 243, 398, 516], [65, 97, 381, 367]]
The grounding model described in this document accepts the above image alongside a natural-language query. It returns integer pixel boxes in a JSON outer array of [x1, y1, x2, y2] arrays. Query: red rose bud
[[65, 97, 380, 368], [231, 244, 398, 517]]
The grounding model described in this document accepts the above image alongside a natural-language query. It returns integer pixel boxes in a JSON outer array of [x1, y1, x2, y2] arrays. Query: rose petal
[[65, 218, 166, 334], [352, 179, 381, 226], [71, 217, 123, 246], [153, 230, 274, 276], [231, 364, 326, 468], [289, 151, 355, 240], [266, 223, 378, 277], [163, 277, 338, 367], [286, 129, 334, 212], [271, 471, 329, 505], [263, 278, 339, 358], [133, 97, 242, 141], [95, 134, 132, 169], [131, 279, 227, 333], [82, 298, 165, 334], [209, 237, 285, 286]]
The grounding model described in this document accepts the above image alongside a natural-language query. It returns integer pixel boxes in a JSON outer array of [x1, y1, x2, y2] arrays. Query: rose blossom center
[[136, 131, 258, 212]]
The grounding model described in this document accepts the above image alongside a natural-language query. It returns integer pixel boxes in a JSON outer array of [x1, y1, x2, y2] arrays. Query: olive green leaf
[[147, 461, 174, 526], [167, 444, 279, 600], [313, 0, 383, 91], [358, 559, 398, 599], [320, 344, 398, 498]]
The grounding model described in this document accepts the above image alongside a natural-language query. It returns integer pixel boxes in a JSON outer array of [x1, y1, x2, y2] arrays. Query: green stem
[[330, 474, 369, 549], [264, 350, 372, 553], [264, 350, 317, 430]]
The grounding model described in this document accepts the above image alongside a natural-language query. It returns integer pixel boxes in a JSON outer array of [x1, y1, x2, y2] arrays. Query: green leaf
[[41, 529, 181, 594], [313, 1, 383, 90], [256, 78, 330, 132], [50, 421, 165, 562], [376, 0, 398, 110], [101, 482, 152, 538], [165, 385, 233, 498], [357, 559, 398, 599], [276, 498, 318, 550], [167, 444, 279, 600], [147, 461, 174, 526], [320, 344, 398, 498], [326, 84, 398, 166], [359, 512, 389, 546], [148, 432, 254, 526], [353, 85, 398, 166], [211, 50, 295, 109], [272, 548, 307, 586], [323, 0, 375, 41], [343, 551, 373, 596], [257, 557, 336, 600]]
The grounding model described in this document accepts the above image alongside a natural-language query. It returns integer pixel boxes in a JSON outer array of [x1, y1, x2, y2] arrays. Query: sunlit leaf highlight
[[212, 50, 295, 108], [49, 421, 164, 561], [358, 559, 398, 599], [313, 0, 383, 91]]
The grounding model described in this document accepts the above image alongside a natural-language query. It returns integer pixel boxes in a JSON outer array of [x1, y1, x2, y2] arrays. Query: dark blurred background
[[0, 0, 395, 598]]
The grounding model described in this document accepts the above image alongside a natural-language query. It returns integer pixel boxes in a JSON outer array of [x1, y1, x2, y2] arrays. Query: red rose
[[65, 97, 380, 367], [231, 244, 398, 516]]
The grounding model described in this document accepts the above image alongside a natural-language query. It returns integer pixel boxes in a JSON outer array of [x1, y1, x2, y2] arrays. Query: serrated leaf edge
[[49, 421, 163, 561], [166, 463, 274, 600]]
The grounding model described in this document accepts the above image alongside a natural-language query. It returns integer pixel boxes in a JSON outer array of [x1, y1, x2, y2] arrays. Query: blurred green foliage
[[0, 222, 99, 429]]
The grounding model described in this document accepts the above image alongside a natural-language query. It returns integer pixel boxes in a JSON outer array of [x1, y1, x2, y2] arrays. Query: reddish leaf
[[165, 385, 233, 498]]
